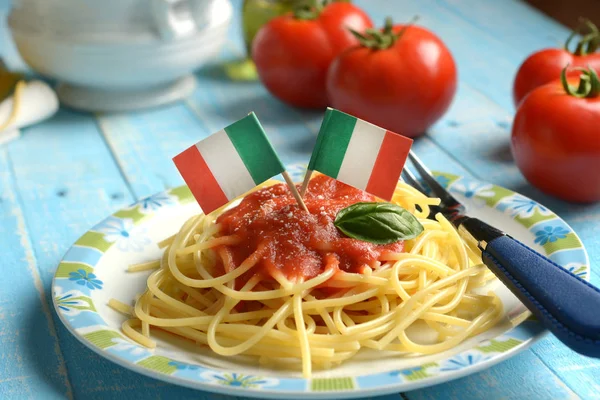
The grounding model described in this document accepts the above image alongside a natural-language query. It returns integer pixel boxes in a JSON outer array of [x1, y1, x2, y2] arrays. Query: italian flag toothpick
[[173, 113, 306, 214], [301, 108, 413, 201]]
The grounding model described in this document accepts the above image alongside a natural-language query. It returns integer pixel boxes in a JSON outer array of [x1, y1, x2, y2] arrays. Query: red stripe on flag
[[173, 145, 229, 214], [365, 131, 413, 200]]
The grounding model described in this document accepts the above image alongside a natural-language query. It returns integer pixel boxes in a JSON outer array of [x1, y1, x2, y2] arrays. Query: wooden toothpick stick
[[299, 169, 314, 197], [282, 171, 308, 212]]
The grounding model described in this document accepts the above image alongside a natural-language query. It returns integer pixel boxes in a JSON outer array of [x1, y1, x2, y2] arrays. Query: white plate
[[52, 166, 590, 399]]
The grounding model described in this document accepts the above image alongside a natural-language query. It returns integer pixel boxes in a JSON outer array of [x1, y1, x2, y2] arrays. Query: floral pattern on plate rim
[[51, 168, 590, 398]]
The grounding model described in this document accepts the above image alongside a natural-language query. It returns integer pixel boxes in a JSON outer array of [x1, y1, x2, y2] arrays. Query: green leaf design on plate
[[113, 207, 145, 223], [481, 185, 514, 207], [83, 330, 123, 349], [75, 296, 96, 312], [56, 295, 96, 312], [574, 265, 588, 275], [477, 338, 522, 353], [169, 185, 193, 204], [311, 377, 354, 391], [138, 356, 178, 375], [75, 231, 111, 252]]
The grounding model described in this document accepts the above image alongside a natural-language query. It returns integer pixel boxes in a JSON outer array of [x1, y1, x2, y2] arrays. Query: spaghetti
[[112, 175, 502, 377]]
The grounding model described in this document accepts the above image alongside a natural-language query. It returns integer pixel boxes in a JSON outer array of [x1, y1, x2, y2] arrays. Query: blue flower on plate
[[95, 217, 151, 252], [534, 225, 570, 246], [139, 192, 176, 213], [68, 269, 103, 290], [452, 181, 495, 199], [504, 195, 550, 218], [200, 372, 276, 388], [450, 180, 495, 209], [168, 361, 199, 370], [439, 353, 489, 372]]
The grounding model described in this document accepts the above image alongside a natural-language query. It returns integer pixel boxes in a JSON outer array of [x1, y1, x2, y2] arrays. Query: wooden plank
[[529, 335, 600, 399], [438, 0, 571, 52], [96, 104, 211, 198], [5, 110, 135, 286], [3, 110, 132, 399], [0, 149, 72, 399]]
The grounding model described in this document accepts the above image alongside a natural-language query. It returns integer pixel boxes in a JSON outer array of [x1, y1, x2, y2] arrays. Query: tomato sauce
[[216, 175, 404, 283]]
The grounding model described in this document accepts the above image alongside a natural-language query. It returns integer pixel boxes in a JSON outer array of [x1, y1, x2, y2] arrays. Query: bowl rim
[[7, 0, 232, 47]]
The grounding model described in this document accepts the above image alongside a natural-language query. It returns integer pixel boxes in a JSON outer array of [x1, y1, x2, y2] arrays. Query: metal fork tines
[[402, 150, 507, 245], [401, 151, 466, 224], [406, 151, 465, 214]]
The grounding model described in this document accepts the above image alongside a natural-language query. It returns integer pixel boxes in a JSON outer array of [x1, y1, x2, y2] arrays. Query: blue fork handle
[[481, 234, 600, 357]]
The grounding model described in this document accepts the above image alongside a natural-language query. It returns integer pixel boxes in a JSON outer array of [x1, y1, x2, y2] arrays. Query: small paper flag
[[307, 108, 413, 200], [173, 113, 285, 214]]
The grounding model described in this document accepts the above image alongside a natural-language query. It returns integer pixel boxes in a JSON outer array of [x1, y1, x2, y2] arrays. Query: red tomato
[[511, 68, 600, 203], [252, 2, 372, 109], [513, 49, 600, 107], [513, 20, 600, 107], [326, 22, 457, 138]]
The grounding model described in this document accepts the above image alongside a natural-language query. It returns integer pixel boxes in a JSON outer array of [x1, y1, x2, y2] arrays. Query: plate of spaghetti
[[52, 165, 590, 398]]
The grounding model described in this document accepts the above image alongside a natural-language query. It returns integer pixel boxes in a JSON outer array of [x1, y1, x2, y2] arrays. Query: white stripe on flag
[[336, 119, 386, 190], [195, 130, 256, 200]]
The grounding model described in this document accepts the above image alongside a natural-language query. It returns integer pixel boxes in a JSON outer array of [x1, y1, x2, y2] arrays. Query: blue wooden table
[[1, 0, 599, 399]]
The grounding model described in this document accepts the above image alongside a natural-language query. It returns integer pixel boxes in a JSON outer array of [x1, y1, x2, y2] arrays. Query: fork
[[402, 151, 600, 358]]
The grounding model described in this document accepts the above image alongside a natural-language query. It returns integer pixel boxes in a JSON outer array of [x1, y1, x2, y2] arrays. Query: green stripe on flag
[[307, 108, 356, 178], [224, 113, 284, 184]]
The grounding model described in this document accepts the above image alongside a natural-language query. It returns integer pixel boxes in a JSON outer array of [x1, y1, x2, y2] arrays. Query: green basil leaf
[[334, 202, 424, 244]]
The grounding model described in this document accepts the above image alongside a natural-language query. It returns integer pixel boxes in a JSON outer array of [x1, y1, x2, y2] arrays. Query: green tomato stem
[[564, 18, 600, 56], [350, 16, 419, 50], [293, 0, 328, 20], [561, 65, 600, 98]]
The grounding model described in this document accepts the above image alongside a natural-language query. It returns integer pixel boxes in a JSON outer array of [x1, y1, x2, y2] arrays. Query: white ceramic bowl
[[8, 0, 232, 112]]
